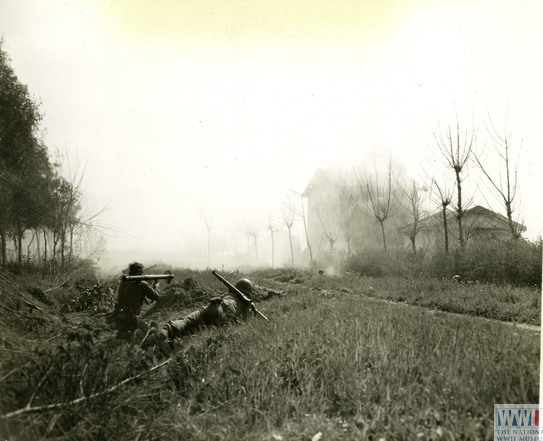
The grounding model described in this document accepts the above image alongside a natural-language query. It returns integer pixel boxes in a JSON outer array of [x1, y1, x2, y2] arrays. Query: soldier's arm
[[140, 281, 160, 302]]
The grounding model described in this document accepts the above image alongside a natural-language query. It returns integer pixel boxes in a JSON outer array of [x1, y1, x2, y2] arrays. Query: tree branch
[[0, 358, 173, 419]]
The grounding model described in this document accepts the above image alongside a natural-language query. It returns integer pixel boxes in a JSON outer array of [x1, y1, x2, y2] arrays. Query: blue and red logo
[[495, 405, 543, 441], [495, 407, 540, 427]]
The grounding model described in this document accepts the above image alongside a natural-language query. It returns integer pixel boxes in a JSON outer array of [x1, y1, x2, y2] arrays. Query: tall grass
[[1, 280, 538, 440], [135, 291, 539, 439], [299, 273, 541, 325]]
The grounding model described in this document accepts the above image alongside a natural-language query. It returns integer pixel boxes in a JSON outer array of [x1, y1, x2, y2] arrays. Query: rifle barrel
[[212, 270, 269, 321]]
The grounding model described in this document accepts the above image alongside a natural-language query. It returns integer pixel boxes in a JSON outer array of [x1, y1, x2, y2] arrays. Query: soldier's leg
[[164, 305, 208, 339], [144, 301, 227, 351], [115, 313, 138, 340], [164, 301, 225, 339]]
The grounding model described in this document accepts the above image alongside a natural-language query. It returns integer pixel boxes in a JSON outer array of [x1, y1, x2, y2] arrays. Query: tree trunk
[[287, 225, 294, 265], [42, 228, 48, 276], [60, 229, 66, 270], [410, 218, 418, 254], [300, 197, 314, 267], [52, 228, 58, 274], [27, 230, 36, 263], [35, 228, 41, 265], [379, 221, 387, 251], [0, 227, 6, 268], [69, 227, 74, 266], [455, 170, 465, 249], [270, 230, 275, 268], [442, 205, 449, 253], [505, 201, 520, 239], [17, 220, 23, 265]]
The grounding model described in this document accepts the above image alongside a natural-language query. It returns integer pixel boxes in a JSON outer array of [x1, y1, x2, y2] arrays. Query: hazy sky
[[0, 0, 542, 258]]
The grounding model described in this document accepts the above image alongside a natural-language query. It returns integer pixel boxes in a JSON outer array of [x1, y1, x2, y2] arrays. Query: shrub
[[61, 280, 116, 313], [343, 249, 407, 277], [421, 251, 456, 280], [454, 239, 542, 286], [342, 238, 541, 287]]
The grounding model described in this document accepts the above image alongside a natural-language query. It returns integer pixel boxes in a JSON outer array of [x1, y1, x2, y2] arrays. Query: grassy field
[[254, 269, 541, 325], [0, 268, 540, 440]]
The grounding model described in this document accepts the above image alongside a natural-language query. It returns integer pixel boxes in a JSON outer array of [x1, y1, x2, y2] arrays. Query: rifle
[[122, 264, 156, 275], [122, 270, 175, 285], [212, 270, 269, 321]]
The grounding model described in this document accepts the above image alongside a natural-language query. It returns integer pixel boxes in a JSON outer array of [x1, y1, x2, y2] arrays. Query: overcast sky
[[0, 0, 542, 258]]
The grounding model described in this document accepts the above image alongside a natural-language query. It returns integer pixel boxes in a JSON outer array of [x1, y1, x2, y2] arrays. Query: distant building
[[302, 166, 410, 258], [302, 166, 527, 257], [397, 205, 527, 252]]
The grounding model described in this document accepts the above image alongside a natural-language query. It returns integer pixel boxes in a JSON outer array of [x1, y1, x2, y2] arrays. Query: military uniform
[[148, 278, 254, 344], [164, 291, 251, 338], [114, 263, 160, 339]]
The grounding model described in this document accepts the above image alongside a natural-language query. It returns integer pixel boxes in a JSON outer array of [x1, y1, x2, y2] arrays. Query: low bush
[[343, 238, 541, 287], [454, 238, 542, 286], [60, 280, 116, 313], [342, 248, 407, 278]]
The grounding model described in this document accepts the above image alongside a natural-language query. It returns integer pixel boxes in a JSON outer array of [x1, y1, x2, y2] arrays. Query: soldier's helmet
[[234, 278, 253, 297], [128, 262, 144, 275]]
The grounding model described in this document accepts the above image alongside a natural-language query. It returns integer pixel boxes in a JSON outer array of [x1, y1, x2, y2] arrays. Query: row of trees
[[427, 113, 524, 249], [305, 111, 527, 264], [177, 106, 529, 272], [188, 119, 526, 269], [0, 40, 101, 274]]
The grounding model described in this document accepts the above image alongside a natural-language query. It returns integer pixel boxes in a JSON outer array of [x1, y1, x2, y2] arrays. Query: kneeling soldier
[[113, 262, 161, 340]]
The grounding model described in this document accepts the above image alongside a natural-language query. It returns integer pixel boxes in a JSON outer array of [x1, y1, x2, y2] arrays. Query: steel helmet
[[128, 262, 144, 275], [234, 278, 253, 297]]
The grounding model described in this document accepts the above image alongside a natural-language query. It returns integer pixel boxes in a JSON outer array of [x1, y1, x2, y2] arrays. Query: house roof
[[399, 205, 526, 234], [464, 205, 526, 232], [302, 166, 359, 197], [302, 167, 328, 197]]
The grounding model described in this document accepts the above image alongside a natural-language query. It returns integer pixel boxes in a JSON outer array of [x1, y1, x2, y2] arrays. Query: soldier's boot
[[138, 321, 150, 334], [116, 330, 132, 340]]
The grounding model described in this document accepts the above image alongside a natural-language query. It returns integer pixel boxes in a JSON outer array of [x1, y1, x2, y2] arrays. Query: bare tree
[[244, 222, 260, 261], [421, 159, 455, 254], [431, 178, 454, 253], [398, 179, 428, 254], [44, 151, 109, 274], [355, 159, 399, 251], [197, 208, 214, 264], [68, 202, 110, 262], [332, 170, 358, 256], [475, 113, 523, 239], [314, 199, 339, 254], [289, 190, 314, 267], [266, 214, 279, 268], [431, 115, 476, 249], [280, 195, 296, 265], [52, 156, 86, 271]]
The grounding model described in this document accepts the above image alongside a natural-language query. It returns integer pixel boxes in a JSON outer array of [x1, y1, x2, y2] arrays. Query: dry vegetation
[[0, 267, 540, 440]]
